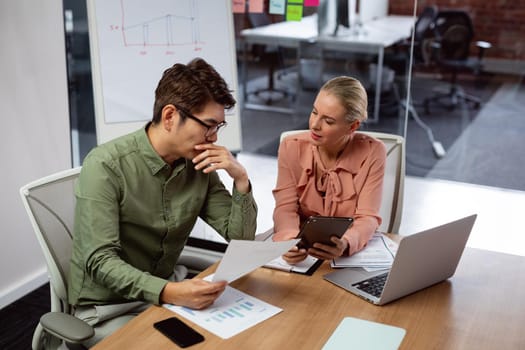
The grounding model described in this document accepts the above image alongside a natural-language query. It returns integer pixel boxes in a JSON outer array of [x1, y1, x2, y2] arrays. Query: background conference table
[[241, 15, 414, 121], [93, 245, 525, 349]]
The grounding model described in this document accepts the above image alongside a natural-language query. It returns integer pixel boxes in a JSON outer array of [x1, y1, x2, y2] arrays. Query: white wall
[[0, 1, 71, 308]]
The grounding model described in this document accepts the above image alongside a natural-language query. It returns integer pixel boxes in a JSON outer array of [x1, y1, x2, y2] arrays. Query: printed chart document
[[213, 239, 299, 283], [165, 275, 282, 339], [322, 317, 405, 350], [331, 233, 398, 270]]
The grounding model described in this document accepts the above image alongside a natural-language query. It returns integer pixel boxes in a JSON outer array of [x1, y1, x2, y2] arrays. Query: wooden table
[[93, 247, 525, 349]]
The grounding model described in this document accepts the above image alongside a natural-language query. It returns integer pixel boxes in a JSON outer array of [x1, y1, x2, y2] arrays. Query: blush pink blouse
[[272, 131, 386, 256]]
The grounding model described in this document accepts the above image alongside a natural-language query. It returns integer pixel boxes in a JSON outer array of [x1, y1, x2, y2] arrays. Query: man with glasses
[[68, 58, 257, 346]]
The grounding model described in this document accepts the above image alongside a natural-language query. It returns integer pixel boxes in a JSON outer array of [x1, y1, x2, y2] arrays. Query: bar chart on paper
[[164, 285, 282, 338], [203, 298, 257, 323]]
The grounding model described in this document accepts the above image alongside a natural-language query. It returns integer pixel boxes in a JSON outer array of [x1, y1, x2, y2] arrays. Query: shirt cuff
[[232, 184, 255, 207], [144, 276, 169, 305], [343, 233, 361, 256]]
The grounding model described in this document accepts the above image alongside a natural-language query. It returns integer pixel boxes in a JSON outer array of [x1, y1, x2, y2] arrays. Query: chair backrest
[[364, 131, 405, 233], [20, 167, 81, 314], [401, 5, 438, 67], [433, 10, 474, 61], [280, 130, 405, 233], [414, 5, 438, 42], [247, 12, 272, 29]]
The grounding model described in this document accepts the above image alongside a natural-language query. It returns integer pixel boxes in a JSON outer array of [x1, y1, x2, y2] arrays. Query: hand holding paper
[[212, 239, 299, 283]]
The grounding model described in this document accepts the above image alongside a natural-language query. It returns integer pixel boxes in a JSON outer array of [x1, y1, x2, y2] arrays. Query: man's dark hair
[[152, 58, 236, 123]]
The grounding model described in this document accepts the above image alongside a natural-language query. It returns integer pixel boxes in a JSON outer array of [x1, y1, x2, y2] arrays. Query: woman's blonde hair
[[321, 76, 368, 123]]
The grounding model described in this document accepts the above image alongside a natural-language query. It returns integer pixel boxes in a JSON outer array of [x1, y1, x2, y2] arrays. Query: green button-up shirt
[[68, 125, 257, 306]]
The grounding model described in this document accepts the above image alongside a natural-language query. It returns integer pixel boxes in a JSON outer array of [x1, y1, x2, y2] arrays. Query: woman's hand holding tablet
[[296, 216, 353, 250]]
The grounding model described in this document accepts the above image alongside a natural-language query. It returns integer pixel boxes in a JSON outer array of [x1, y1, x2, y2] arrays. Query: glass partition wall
[[237, 0, 524, 192], [64, 0, 96, 165], [390, 0, 524, 192], [65, 0, 524, 194]]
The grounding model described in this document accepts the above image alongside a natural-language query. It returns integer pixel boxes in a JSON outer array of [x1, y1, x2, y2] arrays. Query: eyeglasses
[[174, 104, 227, 137]]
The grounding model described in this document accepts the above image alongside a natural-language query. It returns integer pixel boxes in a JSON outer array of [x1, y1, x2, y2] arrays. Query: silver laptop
[[324, 214, 477, 305]]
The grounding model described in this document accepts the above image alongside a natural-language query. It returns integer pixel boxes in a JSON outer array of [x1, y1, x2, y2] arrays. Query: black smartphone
[[153, 317, 204, 348], [296, 216, 353, 250]]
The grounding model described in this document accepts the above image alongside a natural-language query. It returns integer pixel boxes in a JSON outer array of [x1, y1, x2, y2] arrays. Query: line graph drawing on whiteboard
[[90, 0, 239, 140], [121, 0, 204, 47]]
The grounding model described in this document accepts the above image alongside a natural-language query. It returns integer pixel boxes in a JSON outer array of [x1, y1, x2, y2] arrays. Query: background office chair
[[405, 5, 448, 158], [20, 167, 93, 350], [246, 13, 290, 105], [278, 130, 405, 233], [389, 5, 438, 74], [411, 5, 438, 66], [385, 5, 446, 158], [423, 10, 491, 113]]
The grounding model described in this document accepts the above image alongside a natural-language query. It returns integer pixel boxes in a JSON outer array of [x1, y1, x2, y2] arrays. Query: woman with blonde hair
[[272, 76, 386, 264]]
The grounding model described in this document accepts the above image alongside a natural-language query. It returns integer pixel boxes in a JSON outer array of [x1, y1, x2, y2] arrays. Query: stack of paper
[[331, 233, 398, 271]]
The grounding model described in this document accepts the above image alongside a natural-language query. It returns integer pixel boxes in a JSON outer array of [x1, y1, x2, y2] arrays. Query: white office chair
[[278, 130, 405, 233], [20, 168, 227, 349], [20, 167, 94, 350]]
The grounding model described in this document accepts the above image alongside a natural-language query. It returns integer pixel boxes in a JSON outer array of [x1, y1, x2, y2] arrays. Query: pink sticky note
[[232, 0, 246, 13], [248, 0, 264, 13], [305, 0, 320, 6]]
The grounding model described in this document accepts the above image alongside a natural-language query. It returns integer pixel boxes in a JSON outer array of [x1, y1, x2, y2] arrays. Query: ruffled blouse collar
[[296, 133, 372, 215]]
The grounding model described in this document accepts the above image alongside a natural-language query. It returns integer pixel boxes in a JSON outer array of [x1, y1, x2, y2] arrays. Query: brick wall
[[389, 0, 525, 60]]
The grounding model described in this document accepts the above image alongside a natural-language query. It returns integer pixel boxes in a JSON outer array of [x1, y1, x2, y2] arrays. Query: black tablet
[[296, 216, 353, 250]]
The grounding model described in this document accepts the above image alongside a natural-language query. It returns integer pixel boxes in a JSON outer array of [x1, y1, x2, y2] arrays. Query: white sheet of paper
[[331, 233, 398, 268], [212, 239, 299, 283], [164, 274, 282, 339]]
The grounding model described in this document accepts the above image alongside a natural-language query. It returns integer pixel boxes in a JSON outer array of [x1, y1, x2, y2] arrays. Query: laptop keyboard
[[352, 272, 389, 298]]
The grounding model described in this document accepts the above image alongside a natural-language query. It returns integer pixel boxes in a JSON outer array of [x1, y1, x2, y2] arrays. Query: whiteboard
[[87, 0, 242, 150]]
